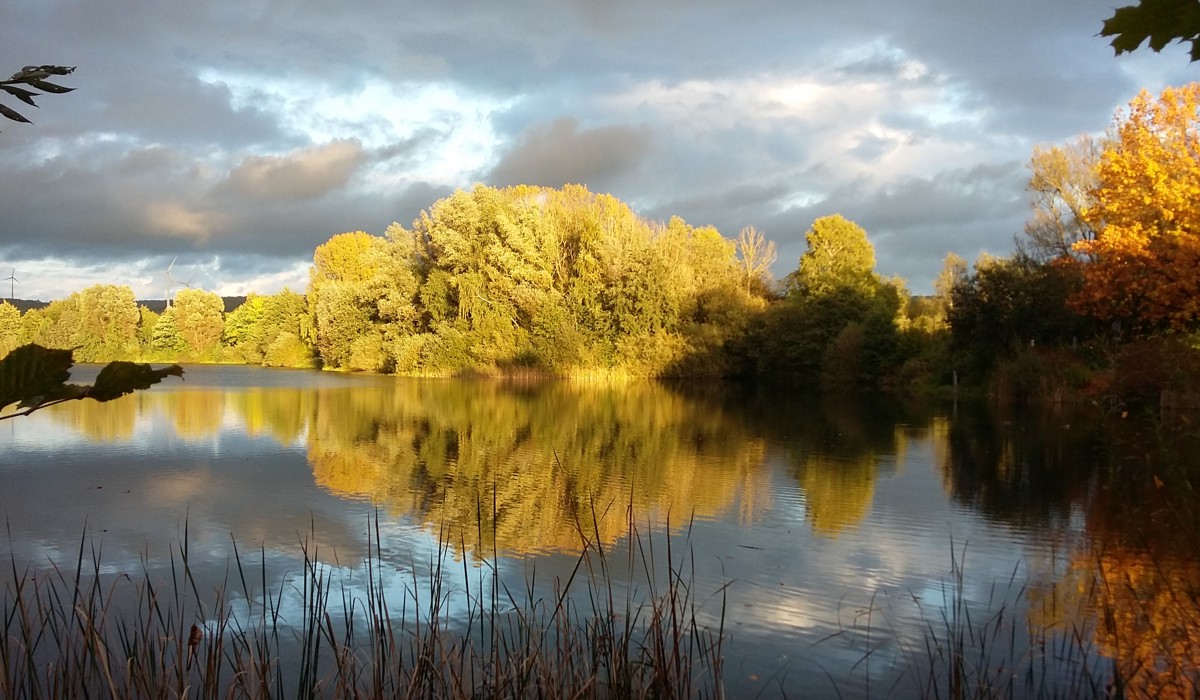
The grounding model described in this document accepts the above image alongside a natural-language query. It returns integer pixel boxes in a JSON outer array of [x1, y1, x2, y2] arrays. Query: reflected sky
[[3, 369, 1195, 697]]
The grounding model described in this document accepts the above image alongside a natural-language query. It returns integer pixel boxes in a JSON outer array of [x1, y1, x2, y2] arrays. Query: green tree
[[225, 290, 313, 367], [757, 214, 902, 387], [171, 288, 225, 358], [152, 309, 185, 353], [786, 215, 879, 298], [72, 284, 140, 361], [137, 305, 160, 352], [307, 185, 760, 378], [0, 302, 21, 357], [307, 231, 396, 370], [21, 298, 79, 350], [948, 254, 1091, 376]]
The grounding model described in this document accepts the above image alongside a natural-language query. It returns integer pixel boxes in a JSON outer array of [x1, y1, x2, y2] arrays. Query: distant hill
[[3, 299, 48, 312], [3, 296, 249, 314], [138, 297, 247, 313]]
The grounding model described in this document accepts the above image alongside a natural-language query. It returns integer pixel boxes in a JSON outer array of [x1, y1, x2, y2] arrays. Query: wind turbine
[[3, 269, 17, 301], [168, 256, 200, 286], [156, 257, 183, 308]]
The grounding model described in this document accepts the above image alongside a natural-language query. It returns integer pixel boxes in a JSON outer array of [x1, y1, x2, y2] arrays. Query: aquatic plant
[[1, 511, 726, 699]]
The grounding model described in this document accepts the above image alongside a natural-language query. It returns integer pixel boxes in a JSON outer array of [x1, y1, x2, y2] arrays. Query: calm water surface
[[3, 365, 1197, 697]]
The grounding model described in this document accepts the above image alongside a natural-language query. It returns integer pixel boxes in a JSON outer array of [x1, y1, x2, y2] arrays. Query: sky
[[1, 0, 1194, 301]]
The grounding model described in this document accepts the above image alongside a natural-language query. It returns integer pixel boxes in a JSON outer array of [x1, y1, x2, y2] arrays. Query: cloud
[[0, 0, 1194, 301], [486, 117, 653, 189], [142, 201, 226, 242], [216, 140, 367, 201]]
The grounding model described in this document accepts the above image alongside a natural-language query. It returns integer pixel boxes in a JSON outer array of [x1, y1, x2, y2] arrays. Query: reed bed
[[1, 510, 727, 699], [819, 539, 1200, 700], [7, 515, 1200, 699]]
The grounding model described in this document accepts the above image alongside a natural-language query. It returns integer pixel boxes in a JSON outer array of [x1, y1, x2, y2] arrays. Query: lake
[[3, 365, 1198, 698]]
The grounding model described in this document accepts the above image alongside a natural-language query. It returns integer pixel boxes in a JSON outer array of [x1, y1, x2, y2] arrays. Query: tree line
[[4, 84, 1200, 403]]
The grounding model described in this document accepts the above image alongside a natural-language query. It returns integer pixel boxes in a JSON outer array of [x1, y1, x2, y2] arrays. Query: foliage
[[785, 214, 878, 297], [1107, 336, 1200, 409], [0, 65, 74, 128], [0, 301, 20, 357], [1022, 135, 1103, 262], [171, 288, 225, 358], [136, 305, 159, 349], [1101, 0, 1200, 61], [151, 308, 185, 353], [1074, 84, 1200, 333], [0, 343, 182, 420], [307, 185, 761, 377], [755, 214, 904, 388], [224, 290, 313, 367], [948, 254, 1092, 378], [308, 231, 395, 371], [74, 284, 140, 360], [9, 285, 140, 361]]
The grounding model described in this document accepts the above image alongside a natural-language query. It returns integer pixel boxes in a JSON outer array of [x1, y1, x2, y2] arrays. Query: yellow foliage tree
[[1074, 83, 1200, 331]]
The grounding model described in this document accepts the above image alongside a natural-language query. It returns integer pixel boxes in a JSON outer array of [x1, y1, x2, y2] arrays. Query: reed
[[817, 537, 1200, 700], [1, 509, 726, 699]]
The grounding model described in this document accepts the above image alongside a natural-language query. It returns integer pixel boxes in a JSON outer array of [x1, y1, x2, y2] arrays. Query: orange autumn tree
[[1073, 83, 1200, 332]]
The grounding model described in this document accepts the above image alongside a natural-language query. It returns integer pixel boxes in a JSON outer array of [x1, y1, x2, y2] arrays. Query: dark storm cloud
[[486, 118, 653, 189], [1, 0, 1194, 299]]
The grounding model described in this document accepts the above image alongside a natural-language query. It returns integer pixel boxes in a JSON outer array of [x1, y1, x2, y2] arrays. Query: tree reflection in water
[[944, 401, 1200, 698], [33, 372, 1200, 694], [303, 379, 770, 556]]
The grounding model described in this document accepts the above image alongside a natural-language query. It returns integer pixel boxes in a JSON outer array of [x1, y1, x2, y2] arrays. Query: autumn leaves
[[1071, 83, 1200, 332]]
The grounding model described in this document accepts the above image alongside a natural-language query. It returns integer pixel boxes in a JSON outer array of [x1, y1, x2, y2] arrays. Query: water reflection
[[304, 379, 770, 556], [8, 368, 1200, 696]]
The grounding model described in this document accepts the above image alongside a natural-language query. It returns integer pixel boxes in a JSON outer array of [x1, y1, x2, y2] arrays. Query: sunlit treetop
[[1074, 83, 1200, 331]]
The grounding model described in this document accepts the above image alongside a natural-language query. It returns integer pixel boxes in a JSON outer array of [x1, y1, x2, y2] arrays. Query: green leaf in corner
[[88, 362, 185, 402], [0, 344, 75, 412]]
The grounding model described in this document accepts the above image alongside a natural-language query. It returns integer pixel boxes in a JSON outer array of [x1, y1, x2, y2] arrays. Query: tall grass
[[1, 509, 726, 699], [818, 538, 1200, 700], [8, 515, 1200, 699]]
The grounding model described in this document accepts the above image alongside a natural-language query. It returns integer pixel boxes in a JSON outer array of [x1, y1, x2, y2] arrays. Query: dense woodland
[[3, 84, 1200, 407]]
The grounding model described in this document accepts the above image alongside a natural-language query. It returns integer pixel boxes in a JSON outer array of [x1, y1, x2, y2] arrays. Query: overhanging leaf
[[88, 362, 185, 402], [1101, 0, 1200, 60], [29, 65, 75, 77], [0, 344, 75, 412], [24, 79, 74, 95], [0, 84, 39, 106], [19, 383, 88, 408], [0, 104, 32, 124]]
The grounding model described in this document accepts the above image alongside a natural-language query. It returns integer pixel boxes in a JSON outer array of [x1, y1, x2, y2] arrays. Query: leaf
[[1100, 0, 1200, 60], [87, 361, 184, 402], [0, 344, 75, 412], [31, 65, 76, 77], [19, 383, 88, 409], [0, 84, 40, 107], [24, 79, 74, 95], [0, 104, 32, 124]]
